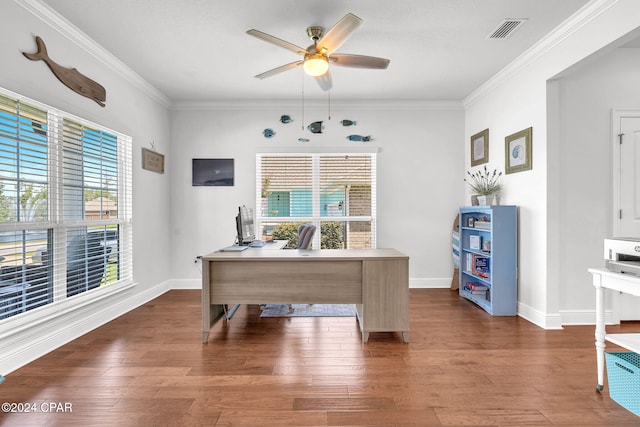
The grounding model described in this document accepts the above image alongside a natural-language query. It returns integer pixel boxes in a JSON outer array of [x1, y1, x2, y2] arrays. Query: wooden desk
[[201, 248, 409, 343], [589, 268, 640, 391]]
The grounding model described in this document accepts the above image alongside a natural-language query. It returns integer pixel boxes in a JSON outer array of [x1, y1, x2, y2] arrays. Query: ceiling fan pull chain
[[301, 67, 305, 130], [328, 90, 331, 121]]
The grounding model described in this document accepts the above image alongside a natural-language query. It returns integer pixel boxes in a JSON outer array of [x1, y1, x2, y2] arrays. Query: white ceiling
[[41, 0, 591, 103]]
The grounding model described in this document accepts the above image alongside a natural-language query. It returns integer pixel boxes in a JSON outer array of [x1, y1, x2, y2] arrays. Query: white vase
[[477, 194, 499, 206]]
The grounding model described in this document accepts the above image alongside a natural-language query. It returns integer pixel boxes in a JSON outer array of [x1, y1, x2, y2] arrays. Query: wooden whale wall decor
[[22, 36, 106, 107]]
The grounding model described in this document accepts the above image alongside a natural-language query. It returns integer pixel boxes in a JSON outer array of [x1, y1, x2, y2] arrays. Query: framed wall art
[[470, 128, 489, 166], [142, 148, 165, 174], [505, 127, 532, 174]]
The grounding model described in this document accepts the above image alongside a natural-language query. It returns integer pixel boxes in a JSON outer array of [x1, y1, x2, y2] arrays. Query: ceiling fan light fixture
[[303, 54, 329, 76]]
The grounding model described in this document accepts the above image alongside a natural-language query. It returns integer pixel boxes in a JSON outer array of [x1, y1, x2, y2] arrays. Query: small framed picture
[[469, 235, 481, 250], [470, 128, 489, 166], [142, 148, 165, 174], [467, 217, 475, 227], [505, 127, 532, 174]]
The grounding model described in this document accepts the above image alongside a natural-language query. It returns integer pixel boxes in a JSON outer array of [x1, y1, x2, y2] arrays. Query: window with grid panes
[[256, 153, 376, 249], [0, 91, 132, 320]]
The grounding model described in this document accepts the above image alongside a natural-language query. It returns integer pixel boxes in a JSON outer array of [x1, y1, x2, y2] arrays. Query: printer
[[604, 237, 640, 275]]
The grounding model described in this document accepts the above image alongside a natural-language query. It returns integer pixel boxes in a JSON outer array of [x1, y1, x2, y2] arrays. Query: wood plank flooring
[[1, 289, 639, 426]]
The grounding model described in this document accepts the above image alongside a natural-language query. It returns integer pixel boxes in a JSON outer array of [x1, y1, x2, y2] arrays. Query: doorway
[[613, 110, 640, 320]]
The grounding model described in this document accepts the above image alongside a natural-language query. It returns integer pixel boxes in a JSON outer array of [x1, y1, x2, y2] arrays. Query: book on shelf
[[474, 221, 491, 230], [466, 282, 488, 291], [464, 252, 491, 279], [465, 253, 473, 272], [464, 253, 491, 279], [472, 254, 490, 278], [463, 282, 489, 295]]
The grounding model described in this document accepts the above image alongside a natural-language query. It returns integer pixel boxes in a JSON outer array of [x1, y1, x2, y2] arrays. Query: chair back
[[297, 224, 316, 249]]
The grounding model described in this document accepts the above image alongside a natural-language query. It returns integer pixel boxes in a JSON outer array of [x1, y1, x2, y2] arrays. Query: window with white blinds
[[0, 91, 132, 320], [257, 153, 376, 249]]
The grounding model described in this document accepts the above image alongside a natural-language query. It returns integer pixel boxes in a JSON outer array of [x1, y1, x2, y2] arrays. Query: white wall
[[464, 0, 640, 328], [555, 47, 640, 322], [0, 1, 172, 374], [169, 102, 465, 288]]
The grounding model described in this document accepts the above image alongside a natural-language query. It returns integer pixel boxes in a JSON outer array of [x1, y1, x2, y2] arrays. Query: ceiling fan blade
[[316, 13, 362, 55], [330, 54, 390, 69], [314, 70, 332, 91], [254, 61, 303, 79], [246, 29, 309, 55]]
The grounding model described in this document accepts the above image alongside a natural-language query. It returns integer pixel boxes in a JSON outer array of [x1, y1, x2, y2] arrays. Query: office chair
[[297, 224, 316, 249]]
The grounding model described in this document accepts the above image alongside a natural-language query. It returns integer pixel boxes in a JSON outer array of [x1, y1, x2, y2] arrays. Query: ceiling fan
[[246, 13, 390, 91]]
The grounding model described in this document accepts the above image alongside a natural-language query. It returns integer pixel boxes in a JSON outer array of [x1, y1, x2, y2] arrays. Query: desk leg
[[202, 260, 211, 344], [402, 331, 410, 343], [202, 304, 225, 343], [594, 277, 606, 392], [362, 331, 369, 343]]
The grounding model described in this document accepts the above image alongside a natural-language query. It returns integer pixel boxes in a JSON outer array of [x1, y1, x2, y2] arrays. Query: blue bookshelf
[[459, 205, 517, 315]]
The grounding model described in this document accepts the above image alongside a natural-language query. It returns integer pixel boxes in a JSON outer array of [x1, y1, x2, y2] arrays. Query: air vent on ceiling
[[488, 19, 527, 39]]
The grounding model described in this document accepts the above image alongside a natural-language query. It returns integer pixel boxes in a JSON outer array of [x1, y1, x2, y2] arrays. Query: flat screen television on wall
[[192, 158, 234, 186]]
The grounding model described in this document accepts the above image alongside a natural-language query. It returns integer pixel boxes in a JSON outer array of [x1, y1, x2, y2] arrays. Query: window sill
[[0, 280, 136, 341]]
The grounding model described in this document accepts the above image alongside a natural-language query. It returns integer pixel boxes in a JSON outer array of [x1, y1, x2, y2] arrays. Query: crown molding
[[463, 0, 620, 108], [170, 99, 463, 111], [15, 0, 171, 108]]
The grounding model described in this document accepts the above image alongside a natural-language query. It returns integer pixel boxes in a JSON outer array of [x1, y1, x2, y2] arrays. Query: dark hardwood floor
[[1, 289, 639, 426]]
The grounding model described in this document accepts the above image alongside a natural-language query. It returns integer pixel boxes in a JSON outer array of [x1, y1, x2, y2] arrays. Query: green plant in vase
[[465, 165, 503, 205]]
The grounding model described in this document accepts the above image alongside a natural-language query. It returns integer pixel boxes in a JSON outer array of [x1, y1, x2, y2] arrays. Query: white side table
[[589, 268, 640, 391]]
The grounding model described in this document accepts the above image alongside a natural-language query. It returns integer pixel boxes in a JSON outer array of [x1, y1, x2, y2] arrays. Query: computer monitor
[[235, 205, 255, 245]]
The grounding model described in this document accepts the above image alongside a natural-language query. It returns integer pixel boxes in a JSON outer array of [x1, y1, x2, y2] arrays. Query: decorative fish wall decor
[[298, 137, 310, 143], [307, 121, 324, 134], [263, 128, 276, 138], [340, 119, 357, 126], [280, 115, 293, 124], [22, 36, 107, 107], [347, 135, 372, 142]]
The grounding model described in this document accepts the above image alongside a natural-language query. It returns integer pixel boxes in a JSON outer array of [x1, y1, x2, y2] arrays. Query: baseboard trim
[[167, 279, 201, 289], [177, 278, 456, 290], [517, 301, 563, 330], [175, 277, 456, 290], [410, 278, 453, 289], [560, 309, 617, 326], [171, 278, 457, 290]]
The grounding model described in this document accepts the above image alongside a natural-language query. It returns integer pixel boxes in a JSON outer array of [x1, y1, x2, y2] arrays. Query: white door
[[615, 113, 640, 320]]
